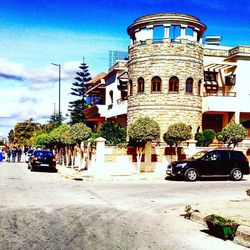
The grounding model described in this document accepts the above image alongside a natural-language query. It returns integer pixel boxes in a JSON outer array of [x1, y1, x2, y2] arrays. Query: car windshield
[[188, 150, 208, 160]]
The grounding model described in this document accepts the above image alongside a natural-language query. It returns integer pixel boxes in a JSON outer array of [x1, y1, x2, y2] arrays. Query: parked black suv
[[166, 149, 249, 181]]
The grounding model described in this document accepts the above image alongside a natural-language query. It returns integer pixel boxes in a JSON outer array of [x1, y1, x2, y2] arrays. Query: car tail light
[[32, 156, 37, 161]]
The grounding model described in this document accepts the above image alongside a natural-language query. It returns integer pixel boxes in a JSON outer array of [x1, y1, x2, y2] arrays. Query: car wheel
[[184, 168, 198, 182], [230, 168, 243, 181]]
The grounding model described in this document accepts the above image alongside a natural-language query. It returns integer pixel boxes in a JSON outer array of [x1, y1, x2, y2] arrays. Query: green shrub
[[217, 123, 247, 148], [128, 116, 160, 147], [195, 129, 215, 147], [98, 121, 126, 146]]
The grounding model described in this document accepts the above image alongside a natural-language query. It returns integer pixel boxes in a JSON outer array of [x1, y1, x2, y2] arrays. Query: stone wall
[[127, 39, 204, 138]]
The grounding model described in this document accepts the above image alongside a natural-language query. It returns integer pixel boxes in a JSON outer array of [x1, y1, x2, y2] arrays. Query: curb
[[57, 166, 164, 182], [190, 212, 250, 248], [58, 167, 94, 181]]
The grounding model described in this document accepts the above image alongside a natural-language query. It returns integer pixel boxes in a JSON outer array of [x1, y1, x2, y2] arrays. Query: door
[[200, 151, 220, 175]]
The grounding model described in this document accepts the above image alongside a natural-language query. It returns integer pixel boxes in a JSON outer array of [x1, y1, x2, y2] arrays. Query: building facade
[[84, 13, 250, 143], [127, 13, 206, 137]]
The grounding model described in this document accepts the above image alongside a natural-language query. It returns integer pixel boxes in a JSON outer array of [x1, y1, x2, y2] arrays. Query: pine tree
[[68, 60, 92, 124]]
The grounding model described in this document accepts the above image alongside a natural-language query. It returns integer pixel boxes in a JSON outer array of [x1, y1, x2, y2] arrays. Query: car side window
[[220, 151, 229, 161], [230, 151, 246, 161], [204, 152, 217, 161]]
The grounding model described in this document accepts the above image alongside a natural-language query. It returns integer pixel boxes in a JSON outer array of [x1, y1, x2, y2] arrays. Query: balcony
[[202, 92, 237, 112], [105, 99, 128, 118]]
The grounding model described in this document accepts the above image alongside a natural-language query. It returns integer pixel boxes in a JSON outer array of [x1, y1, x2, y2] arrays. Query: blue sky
[[0, 0, 250, 137]]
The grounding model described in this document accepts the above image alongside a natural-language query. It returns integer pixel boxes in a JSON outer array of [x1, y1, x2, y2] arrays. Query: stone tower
[[127, 13, 207, 139]]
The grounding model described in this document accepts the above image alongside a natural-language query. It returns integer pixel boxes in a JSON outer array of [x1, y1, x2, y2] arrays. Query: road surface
[[0, 161, 248, 249]]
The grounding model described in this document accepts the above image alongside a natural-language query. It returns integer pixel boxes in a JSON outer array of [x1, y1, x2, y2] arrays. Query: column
[[164, 24, 170, 38], [147, 25, 153, 40], [194, 27, 199, 41], [135, 29, 140, 42], [235, 111, 240, 124], [180, 25, 187, 38]]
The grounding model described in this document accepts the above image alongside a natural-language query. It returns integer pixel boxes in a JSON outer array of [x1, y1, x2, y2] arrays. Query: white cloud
[[0, 59, 82, 137]]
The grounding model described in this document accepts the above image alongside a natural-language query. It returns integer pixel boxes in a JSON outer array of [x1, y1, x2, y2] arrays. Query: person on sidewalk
[[6, 148, 11, 162], [17, 146, 22, 162], [12, 147, 17, 162]]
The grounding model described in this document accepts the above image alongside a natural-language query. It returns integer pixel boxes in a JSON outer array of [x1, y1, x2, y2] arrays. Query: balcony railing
[[152, 38, 163, 44], [203, 92, 236, 97]]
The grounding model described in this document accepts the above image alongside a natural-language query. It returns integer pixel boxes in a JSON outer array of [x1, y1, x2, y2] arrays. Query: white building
[[83, 14, 250, 144]]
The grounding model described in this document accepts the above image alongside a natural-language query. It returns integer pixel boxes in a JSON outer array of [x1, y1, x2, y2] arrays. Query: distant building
[[84, 13, 250, 144], [109, 50, 128, 68]]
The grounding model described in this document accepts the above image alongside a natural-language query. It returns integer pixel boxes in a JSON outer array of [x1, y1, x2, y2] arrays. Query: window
[[204, 151, 218, 161], [129, 80, 133, 95], [204, 72, 218, 93], [204, 71, 217, 81], [151, 76, 161, 92], [169, 76, 179, 92], [109, 90, 113, 103], [185, 77, 193, 94], [137, 77, 145, 93], [198, 80, 202, 96], [151, 76, 162, 92]]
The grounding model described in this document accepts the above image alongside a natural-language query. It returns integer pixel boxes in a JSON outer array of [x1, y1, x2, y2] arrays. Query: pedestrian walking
[[12, 147, 17, 162], [6, 148, 11, 162], [17, 146, 22, 162]]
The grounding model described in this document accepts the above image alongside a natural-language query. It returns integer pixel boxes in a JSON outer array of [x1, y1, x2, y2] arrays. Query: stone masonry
[[127, 13, 207, 139]]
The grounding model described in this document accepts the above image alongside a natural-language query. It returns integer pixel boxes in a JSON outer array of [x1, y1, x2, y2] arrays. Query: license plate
[[40, 164, 49, 167]]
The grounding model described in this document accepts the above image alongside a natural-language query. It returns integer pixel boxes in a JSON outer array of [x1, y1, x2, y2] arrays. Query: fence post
[[144, 141, 152, 172], [95, 137, 106, 169], [186, 139, 197, 157]]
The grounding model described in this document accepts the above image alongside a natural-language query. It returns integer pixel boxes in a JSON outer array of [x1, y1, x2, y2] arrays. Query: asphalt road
[[0, 161, 249, 250]]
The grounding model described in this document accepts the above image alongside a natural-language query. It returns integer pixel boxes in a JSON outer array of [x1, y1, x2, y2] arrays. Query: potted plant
[[204, 214, 239, 240]]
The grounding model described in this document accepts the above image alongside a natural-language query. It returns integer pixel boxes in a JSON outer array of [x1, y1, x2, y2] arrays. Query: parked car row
[[26, 149, 57, 172], [25, 148, 249, 180], [166, 149, 249, 182]]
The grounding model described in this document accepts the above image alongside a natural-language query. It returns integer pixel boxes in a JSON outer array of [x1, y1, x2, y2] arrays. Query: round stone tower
[[127, 13, 207, 139]]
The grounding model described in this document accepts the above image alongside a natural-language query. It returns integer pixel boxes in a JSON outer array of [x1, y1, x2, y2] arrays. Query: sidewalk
[[190, 199, 250, 248], [57, 165, 165, 181], [57, 165, 250, 248]]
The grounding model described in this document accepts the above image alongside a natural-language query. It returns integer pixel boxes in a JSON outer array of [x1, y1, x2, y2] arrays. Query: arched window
[[129, 80, 133, 95], [137, 77, 145, 93], [169, 76, 179, 92], [151, 76, 162, 92], [186, 77, 193, 94], [198, 79, 202, 96], [109, 90, 113, 103]]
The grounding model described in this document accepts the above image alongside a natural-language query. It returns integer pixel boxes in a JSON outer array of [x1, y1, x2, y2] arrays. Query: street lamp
[[51, 63, 61, 124]]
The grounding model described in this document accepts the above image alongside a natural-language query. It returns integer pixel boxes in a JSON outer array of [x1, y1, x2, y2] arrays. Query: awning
[[85, 82, 105, 95], [204, 63, 236, 72]]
